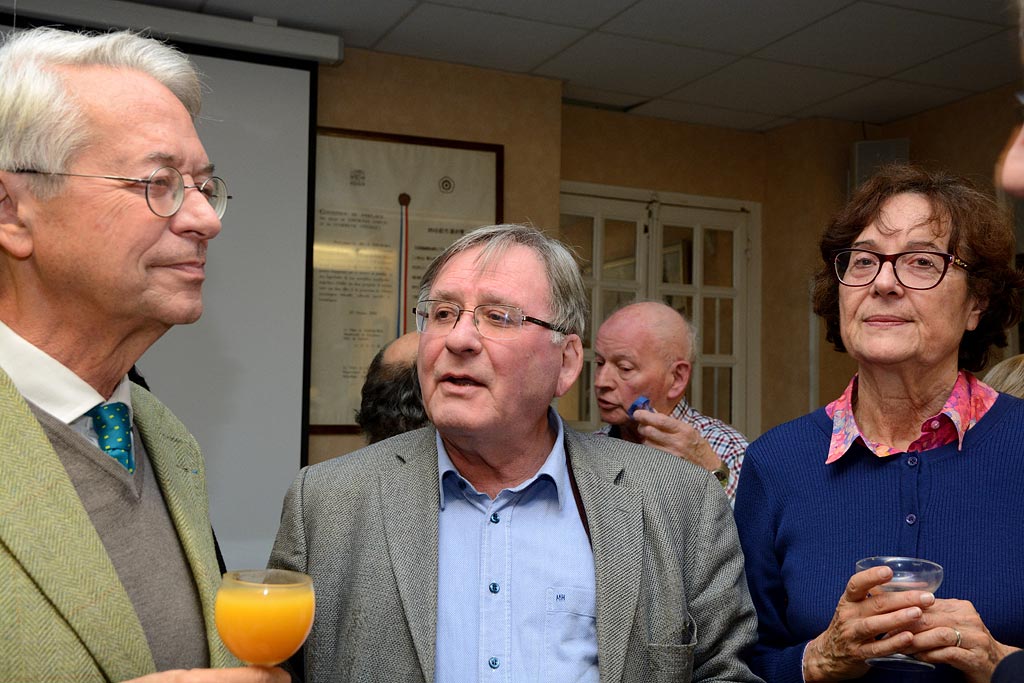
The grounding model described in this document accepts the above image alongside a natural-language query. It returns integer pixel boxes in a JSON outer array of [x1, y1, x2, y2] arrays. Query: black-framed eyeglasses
[[413, 299, 570, 341], [8, 166, 230, 219], [833, 248, 970, 290]]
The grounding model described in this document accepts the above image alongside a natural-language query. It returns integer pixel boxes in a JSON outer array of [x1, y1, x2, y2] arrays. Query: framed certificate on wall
[[309, 128, 503, 430]]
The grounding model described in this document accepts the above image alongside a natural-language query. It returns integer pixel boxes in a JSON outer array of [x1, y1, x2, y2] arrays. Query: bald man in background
[[594, 302, 748, 502]]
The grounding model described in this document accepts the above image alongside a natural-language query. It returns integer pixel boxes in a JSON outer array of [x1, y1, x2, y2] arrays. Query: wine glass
[[215, 568, 315, 666], [855, 556, 944, 672]]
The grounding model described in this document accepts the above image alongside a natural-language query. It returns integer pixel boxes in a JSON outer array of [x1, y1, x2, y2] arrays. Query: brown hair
[[812, 163, 1024, 372]]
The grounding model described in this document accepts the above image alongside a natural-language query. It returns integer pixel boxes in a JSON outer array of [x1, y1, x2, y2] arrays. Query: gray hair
[[983, 353, 1024, 399], [418, 224, 588, 341], [0, 27, 202, 196]]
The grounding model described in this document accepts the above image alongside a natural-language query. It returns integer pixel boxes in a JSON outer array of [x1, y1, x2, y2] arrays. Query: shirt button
[[490, 512, 500, 524], [489, 582, 500, 594], [488, 657, 500, 669], [930, 419, 941, 430], [905, 513, 917, 525], [907, 455, 919, 467]]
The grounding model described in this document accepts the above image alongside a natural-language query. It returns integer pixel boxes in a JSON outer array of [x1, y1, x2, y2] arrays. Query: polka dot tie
[[86, 402, 135, 474]]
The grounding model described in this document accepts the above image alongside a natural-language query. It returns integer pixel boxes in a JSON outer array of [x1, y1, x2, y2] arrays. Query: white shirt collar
[[0, 320, 132, 424]]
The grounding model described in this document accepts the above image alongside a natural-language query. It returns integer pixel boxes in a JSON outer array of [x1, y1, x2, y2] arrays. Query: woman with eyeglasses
[[734, 163, 1024, 682]]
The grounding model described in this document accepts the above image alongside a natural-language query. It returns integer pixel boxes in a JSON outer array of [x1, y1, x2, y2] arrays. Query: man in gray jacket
[[270, 224, 761, 682]]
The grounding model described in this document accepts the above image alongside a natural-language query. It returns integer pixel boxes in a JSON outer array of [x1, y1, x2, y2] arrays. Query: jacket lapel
[[566, 432, 645, 683], [130, 385, 238, 667], [0, 371, 155, 679], [378, 427, 441, 683]]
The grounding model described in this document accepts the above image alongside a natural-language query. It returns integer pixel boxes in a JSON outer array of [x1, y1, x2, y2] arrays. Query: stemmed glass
[[855, 556, 944, 672], [214, 568, 315, 667]]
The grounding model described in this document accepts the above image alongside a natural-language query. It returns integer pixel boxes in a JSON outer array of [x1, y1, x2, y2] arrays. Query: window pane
[[602, 219, 636, 280], [558, 214, 594, 277], [582, 297, 593, 350], [600, 290, 636, 327], [660, 294, 693, 322], [702, 296, 734, 356], [702, 366, 733, 424], [661, 224, 693, 284], [703, 229, 733, 287]]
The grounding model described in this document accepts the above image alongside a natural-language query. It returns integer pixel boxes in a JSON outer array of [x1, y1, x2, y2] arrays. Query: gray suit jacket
[[270, 425, 761, 683], [0, 370, 237, 681]]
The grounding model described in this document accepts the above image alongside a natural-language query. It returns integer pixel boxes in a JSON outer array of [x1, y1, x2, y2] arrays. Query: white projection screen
[[0, 12, 316, 568], [137, 50, 313, 570]]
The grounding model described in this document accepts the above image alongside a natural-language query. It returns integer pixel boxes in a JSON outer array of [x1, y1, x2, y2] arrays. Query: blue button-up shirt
[[434, 412, 597, 682]]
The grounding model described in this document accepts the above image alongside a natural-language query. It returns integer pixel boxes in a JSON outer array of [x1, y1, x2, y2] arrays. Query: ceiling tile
[[432, 0, 637, 29], [797, 79, 972, 124], [562, 84, 648, 109], [535, 33, 736, 97], [874, 0, 1016, 26], [666, 58, 873, 116], [630, 98, 778, 130], [755, 3, 1002, 76], [602, 0, 851, 54], [376, 4, 584, 71], [894, 28, 1020, 92], [91, 0, 1024, 130], [755, 116, 799, 132], [205, 0, 416, 47], [126, 0, 205, 10]]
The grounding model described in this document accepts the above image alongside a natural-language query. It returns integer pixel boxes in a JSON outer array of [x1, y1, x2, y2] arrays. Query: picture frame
[[308, 128, 503, 432]]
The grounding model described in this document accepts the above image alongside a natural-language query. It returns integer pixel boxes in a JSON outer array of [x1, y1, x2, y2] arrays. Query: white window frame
[[559, 180, 762, 438]]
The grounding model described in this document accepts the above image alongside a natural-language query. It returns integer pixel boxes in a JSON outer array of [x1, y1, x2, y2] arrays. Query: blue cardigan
[[734, 393, 1024, 682]]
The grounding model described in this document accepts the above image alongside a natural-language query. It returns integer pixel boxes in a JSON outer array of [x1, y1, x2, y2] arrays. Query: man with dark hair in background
[[355, 331, 428, 443]]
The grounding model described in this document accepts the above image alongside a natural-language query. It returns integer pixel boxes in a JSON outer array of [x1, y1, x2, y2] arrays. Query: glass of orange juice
[[215, 568, 315, 666]]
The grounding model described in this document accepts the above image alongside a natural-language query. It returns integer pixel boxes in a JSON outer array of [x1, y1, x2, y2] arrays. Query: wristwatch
[[713, 461, 729, 487]]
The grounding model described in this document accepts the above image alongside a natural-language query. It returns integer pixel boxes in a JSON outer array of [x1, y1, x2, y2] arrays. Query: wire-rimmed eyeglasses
[[413, 299, 570, 340], [8, 166, 230, 219], [833, 248, 970, 291]]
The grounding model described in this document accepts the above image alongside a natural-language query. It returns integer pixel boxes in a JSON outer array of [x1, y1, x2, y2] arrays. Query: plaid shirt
[[598, 397, 749, 502]]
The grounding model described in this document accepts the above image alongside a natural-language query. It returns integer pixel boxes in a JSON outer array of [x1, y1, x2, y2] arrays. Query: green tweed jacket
[[0, 369, 238, 681]]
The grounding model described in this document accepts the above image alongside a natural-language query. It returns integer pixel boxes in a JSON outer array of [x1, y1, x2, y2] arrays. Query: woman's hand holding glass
[[906, 598, 1019, 683], [802, 563, 936, 682]]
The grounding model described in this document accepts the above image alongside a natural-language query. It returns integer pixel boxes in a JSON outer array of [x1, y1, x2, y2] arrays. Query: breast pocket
[[542, 586, 598, 683], [646, 614, 696, 681]]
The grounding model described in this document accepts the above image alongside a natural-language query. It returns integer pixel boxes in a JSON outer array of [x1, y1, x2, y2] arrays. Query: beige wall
[[310, 48, 1018, 458], [881, 84, 1017, 195], [561, 105, 766, 201], [762, 119, 865, 424]]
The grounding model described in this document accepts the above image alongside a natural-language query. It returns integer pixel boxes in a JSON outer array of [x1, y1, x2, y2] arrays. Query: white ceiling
[[119, 0, 1023, 131]]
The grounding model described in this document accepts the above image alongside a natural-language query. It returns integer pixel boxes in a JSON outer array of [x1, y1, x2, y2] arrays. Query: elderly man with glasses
[[270, 223, 762, 683], [0, 27, 282, 683]]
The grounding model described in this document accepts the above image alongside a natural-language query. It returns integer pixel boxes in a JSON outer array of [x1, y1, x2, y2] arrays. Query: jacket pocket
[[647, 613, 695, 679], [647, 642, 695, 675]]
